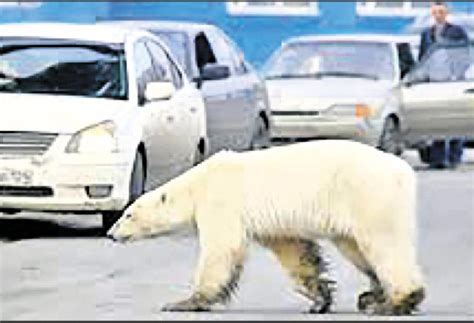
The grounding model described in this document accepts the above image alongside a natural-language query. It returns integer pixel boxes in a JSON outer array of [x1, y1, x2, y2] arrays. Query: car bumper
[[270, 115, 382, 146], [0, 153, 133, 213]]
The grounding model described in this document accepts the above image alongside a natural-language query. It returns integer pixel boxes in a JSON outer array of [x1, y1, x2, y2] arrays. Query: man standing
[[418, 1, 469, 169]]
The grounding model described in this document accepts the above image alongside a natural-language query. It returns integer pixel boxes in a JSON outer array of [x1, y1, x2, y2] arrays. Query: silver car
[[401, 42, 474, 149], [100, 20, 272, 155], [263, 34, 413, 155]]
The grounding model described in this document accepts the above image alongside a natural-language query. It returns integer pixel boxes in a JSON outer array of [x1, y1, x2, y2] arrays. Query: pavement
[[0, 150, 473, 320]]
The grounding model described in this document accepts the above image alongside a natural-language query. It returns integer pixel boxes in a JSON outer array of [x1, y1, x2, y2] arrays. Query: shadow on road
[[0, 218, 102, 242]]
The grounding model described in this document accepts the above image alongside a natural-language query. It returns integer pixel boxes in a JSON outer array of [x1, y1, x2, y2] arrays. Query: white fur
[[111, 140, 424, 307]]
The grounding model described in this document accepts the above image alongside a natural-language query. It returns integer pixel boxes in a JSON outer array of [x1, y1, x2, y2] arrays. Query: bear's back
[[236, 140, 413, 206], [241, 140, 406, 173]]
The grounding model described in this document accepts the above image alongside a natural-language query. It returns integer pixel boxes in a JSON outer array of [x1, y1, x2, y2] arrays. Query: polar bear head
[[107, 178, 196, 242]]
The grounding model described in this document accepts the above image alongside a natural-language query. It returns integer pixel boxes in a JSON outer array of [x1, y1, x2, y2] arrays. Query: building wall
[[1, 1, 473, 67]]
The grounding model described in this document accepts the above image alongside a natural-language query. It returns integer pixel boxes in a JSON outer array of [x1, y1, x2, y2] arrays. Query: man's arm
[[449, 25, 469, 43], [418, 30, 428, 61]]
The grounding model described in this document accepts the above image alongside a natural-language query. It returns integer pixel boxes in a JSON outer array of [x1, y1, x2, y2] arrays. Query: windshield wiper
[[315, 71, 379, 80], [0, 71, 17, 80], [265, 72, 379, 80], [265, 73, 324, 80]]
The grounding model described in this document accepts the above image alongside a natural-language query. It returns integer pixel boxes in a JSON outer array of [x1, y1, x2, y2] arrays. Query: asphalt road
[[0, 150, 473, 320]]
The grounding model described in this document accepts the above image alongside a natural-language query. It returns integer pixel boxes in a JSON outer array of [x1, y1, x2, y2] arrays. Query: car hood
[[0, 93, 132, 134], [265, 78, 395, 112]]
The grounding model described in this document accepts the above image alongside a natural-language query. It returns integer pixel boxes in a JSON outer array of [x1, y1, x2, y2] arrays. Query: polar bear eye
[[161, 193, 167, 204]]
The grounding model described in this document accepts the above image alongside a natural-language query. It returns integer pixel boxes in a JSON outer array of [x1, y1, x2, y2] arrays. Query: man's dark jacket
[[418, 23, 469, 60]]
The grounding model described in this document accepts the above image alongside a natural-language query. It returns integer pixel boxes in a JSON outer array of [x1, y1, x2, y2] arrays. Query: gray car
[[100, 20, 271, 155], [263, 35, 415, 155]]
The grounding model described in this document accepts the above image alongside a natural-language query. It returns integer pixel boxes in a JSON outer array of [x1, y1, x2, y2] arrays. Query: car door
[[401, 44, 474, 142], [192, 31, 231, 154], [205, 29, 254, 151], [146, 39, 200, 172], [219, 30, 260, 150], [133, 40, 188, 189]]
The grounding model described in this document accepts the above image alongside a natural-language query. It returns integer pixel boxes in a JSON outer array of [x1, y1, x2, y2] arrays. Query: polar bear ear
[[161, 193, 167, 204]]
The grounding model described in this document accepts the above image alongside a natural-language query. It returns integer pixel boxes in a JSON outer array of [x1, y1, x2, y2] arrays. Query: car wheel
[[378, 117, 403, 156], [250, 116, 270, 150], [418, 145, 432, 164], [193, 144, 205, 166], [101, 151, 145, 234]]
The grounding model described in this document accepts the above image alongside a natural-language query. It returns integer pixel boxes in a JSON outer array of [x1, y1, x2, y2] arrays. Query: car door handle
[[464, 88, 474, 94], [190, 107, 197, 113], [166, 115, 175, 123]]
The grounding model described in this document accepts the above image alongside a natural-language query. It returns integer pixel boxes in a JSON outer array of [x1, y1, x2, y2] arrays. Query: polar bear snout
[[106, 213, 134, 243], [107, 230, 132, 243]]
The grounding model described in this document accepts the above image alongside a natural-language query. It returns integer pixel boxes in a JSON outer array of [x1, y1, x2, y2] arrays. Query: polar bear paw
[[161, 294, 211, 312], [308, 295, 332, 314], [357, 289, 385, 314], [358, 288, 425, 316], [307, 279, 336, 314]]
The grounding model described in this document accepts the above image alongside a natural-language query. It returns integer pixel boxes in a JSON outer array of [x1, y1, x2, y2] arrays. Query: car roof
[[0, 22, 151, 44], [98, 20, 216, 35], [286, 34, 419, 45]]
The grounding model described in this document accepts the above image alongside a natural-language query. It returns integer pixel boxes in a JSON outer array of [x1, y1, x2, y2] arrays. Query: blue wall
[[1, 1, 473, 67]]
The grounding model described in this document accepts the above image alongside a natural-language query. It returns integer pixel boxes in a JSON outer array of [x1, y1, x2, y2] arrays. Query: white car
[[99, 20, 272, 155], [0, 23, 207, 231], [263, 34, 414, 155]]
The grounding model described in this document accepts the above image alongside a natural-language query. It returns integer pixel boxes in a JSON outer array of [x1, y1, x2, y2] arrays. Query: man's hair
[[431, 1, 447, 7]]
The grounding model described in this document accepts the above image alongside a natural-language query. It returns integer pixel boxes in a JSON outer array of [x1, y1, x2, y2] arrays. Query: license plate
[[0, 168, 34, 186]]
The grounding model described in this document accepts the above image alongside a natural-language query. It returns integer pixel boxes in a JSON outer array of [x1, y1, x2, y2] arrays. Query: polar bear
[[107, 140, 425, 315]]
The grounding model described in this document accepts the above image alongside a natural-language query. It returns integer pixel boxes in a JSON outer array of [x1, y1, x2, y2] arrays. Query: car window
[[397, 43, 416, 79], [194, 32, 217, 73], [168, 58, 184, 89], [219, 31, 249, 75], [151, 30, 192, 79], [405, 44, 473, 83], [0, 39, 127, 100], [145, 41, 172, 80], [146, 39, 184, 89], [205, 30, 236, 75], [263, 41, 395, 81], [134, 41, 158, 105]]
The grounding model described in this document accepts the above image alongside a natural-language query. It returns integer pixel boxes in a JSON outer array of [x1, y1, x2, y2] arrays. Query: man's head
[[431, 2, 449, 25]]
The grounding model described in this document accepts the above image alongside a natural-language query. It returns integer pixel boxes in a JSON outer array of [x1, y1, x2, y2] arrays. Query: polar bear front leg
[[162, 211, 247, 312], [260, 237, 335, 314], [161, 245, 246, 312]]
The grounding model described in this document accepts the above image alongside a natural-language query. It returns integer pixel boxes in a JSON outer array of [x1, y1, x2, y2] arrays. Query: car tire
[[250, 116, 270, 150], [101, 150, 145, 234], [193, 144, 205, 166], [418, 145, 432, 164], [378, 117, 403, 156]]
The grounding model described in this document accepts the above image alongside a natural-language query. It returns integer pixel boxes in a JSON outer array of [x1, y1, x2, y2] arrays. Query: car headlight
[[66, 121, 118, 153], [327, 104, 375, 118]]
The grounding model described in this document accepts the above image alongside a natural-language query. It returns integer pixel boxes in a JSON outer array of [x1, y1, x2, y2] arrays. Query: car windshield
[[151, 30, 191, 77], [263, 41, 395, 81], [405, 43, 474, 83], [0, 38, 128, 100]]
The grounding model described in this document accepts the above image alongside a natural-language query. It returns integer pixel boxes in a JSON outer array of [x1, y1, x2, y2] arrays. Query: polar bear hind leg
[[353, 230, 425, 316], [260, 237, 336, 313]]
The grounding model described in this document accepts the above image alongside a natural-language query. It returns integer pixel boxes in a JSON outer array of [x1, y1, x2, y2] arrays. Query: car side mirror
[[144, 81, 175, 102], [200, 63, 231, 81]]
